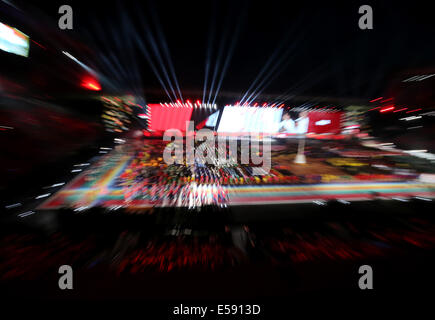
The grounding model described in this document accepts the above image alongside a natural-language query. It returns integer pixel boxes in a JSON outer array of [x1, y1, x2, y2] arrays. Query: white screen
[[205, 110, 220, 127], [0, 22, 29, 57], [217, 106, 283, 133]]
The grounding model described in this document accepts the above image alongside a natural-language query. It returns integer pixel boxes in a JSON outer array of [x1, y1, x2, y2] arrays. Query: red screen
[[307, 111, 342, 134], [148, 104, 193, 132]]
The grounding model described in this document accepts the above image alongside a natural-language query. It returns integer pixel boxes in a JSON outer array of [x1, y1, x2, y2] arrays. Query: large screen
[[148, 104, 193, 132], [217, 106, 342, 135], [217, 106, 283, 133], [205, 110, 220, 127], [306, 111, 342, 134], [0, 22, 29, 57]]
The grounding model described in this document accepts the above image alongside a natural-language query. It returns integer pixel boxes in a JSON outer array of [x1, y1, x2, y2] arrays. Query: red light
[[81, 77, 101, 91], [380, 106, 395, 113], [84, 82, 101, 90], [31, 40, 46, 49], [196, 100, 201, 105], [381, 98, 393, 103], [147, 103, 193, 131], [370, 97, 383, 102], [393, 108, 408, 113], [406, 108, 422, 113]]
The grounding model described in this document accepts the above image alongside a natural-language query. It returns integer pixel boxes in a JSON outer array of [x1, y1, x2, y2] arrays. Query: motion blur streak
[[210, 2, 247, 106]]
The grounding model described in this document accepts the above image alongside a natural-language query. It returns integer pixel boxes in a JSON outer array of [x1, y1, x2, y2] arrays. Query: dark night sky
[[19, 0, 435, 104]]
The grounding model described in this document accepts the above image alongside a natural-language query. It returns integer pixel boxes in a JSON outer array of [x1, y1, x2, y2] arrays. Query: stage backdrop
[[217, 106, 342, 134], [148, 104, 193, 132], [307, 111, 342, 134]]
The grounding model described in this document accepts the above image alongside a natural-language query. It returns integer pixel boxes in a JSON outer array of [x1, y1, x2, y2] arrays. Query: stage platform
[[37, 138, 435, 210]]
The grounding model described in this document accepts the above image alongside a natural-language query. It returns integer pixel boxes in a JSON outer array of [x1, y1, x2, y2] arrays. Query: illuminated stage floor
[[37, 148, 435, 210], [226, 182, 435, 205]]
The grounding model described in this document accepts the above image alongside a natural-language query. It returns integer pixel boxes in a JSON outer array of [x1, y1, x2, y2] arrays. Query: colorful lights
[[233, 102, 288, 108], [406, 108, 422, 113], [101, 96, 135, 132], [379, 106, 395, 113], [393, 108, 408, 113], [0, 22, 29, 57], [370, 97, 383, 102], [154, 102, 217, 109], [81, 77, 101, 91], [381, 98, 393, 103], [85, 82, 101, 90]]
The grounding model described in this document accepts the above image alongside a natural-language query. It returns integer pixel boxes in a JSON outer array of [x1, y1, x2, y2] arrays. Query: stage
[[37, 138, 435, 210]]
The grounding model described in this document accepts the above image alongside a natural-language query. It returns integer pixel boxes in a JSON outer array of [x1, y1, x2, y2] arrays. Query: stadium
[[1, 0, 435, 312]]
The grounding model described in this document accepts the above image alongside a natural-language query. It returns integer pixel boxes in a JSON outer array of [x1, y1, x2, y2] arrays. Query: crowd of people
[[0, 232, 98, 280], [116, 235, 237, 273], [256, 216, 435, 264], [2, 209, 435, 281]]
